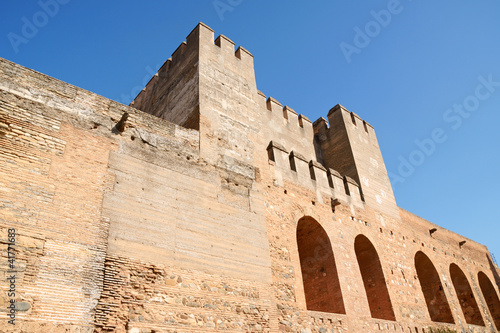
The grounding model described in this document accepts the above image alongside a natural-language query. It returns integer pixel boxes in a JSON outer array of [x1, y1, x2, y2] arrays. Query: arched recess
[[414, 251, 454, 323], [449, 264, 484, 326], [354, 234, 396, 320], [296, 216, 345, 314], [478, 271, 500, 330]]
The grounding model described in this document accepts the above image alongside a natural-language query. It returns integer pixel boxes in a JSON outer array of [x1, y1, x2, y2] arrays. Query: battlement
[[267, 140, 364, 208], [132, 23, 254, 124], [129, 22, 396, 216], [132, 21, 320, 157], [318, 103, 375, 137], [255, 89, 394, 214], [256, 91, 318, 164], [259, 92, 314, 131]]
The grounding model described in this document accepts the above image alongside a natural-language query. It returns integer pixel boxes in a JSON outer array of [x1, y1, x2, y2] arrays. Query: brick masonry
[[0, 22, 499, 332]]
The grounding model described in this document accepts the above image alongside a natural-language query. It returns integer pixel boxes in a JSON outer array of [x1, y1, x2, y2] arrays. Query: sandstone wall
[[0, 56, 273, 332]]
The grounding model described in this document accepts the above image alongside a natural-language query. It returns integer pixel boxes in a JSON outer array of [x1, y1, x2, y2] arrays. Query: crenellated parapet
[[266, 140, 364, 208], [258, 92, 313, 133], [261, 98, 397, 216], [131, 22, 255, 132], [257, 91, 316, 160]]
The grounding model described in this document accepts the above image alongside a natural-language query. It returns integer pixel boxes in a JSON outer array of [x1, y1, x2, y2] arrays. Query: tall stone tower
[[314, 104, 399, 218], [132, 23, 260, 168]]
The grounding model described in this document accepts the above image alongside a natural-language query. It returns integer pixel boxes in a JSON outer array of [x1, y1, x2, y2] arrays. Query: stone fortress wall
[[0, 22, 499, 332]]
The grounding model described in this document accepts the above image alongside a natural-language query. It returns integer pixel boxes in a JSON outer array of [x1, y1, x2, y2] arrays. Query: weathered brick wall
[[94, 255, 274, 332], [0, 46, 274, 331], [261, 163, 500, 332], [0, 69, 114, 331], [0, 57, 224, 332]]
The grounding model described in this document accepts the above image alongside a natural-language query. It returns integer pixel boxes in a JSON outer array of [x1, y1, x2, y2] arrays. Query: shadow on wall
[[487, 254, 500, 290], [354, 234, 396, 321], [449, 264, 484, 326], [414, 251, 455, 324], [296, 216, 346, 314], [477, 271, 500, 330]]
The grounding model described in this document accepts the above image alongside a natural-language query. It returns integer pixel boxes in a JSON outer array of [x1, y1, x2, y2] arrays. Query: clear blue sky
[[1, 1, 499, 261]]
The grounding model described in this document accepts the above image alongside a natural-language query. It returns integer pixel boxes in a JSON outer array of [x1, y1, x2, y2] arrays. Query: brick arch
[[296, 216, 345, 314], [478, 271, 500, 330], [354, 234, 396, 320], [414, 251, 454, 323], [449, 264, 484, 326]]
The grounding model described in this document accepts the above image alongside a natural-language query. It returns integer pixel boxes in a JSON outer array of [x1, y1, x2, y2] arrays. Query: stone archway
[[449, 264, 484, 326], [478, 271, 500, 330], [296, 216, 345, 314], [354, 234, 395, 321], [414, 251, 454, 323]]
